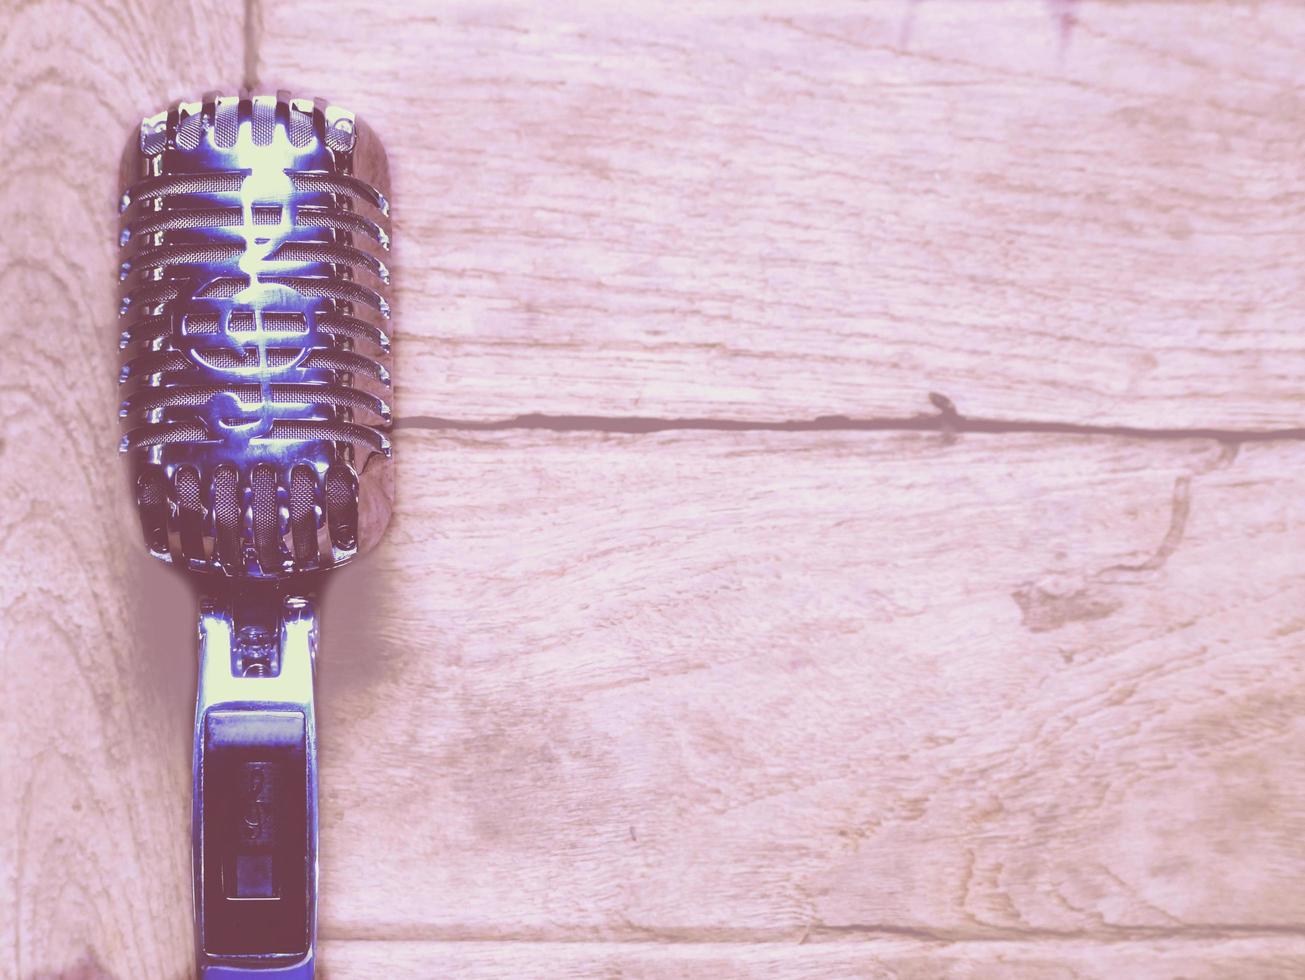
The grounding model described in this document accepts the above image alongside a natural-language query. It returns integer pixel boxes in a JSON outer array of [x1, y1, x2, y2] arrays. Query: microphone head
[[117, 92, 394, 579]]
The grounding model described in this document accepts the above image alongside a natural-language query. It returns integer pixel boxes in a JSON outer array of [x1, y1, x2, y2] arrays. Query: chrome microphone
[[117, 91, 394, 977]]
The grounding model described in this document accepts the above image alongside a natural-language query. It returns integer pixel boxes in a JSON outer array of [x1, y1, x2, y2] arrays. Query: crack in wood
[[318, 922, 1305, 945], [243, 0, 261, 91], [393, 394, 1305, 445], [1103, 476, 1192, 575]]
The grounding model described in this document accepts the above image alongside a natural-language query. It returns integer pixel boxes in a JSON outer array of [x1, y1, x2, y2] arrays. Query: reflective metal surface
[[118, 91, 394, 579], [194, 596, 318, 976], [115, 92, 394, 978]]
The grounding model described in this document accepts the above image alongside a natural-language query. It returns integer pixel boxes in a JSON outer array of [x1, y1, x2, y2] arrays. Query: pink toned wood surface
[[316, 432, 1305, 947], [0, 1, 245, 978], [317, 937, 1305, 979], [4, 1, 1305, 979], [259, 0, 1305, 428]]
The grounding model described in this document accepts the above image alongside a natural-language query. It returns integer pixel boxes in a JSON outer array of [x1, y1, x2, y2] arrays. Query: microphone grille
[[118, 92, 395, 579]]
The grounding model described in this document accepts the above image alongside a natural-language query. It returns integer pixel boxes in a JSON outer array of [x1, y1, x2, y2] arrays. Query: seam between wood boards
[[318, 924, 1305, 945], [243, 0, 261, 90], [392, 393, 1305, 447]]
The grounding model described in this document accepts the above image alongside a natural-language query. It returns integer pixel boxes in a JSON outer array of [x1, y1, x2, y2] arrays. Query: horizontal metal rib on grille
[[122, 170, 388, 215], [126, 240, 389, 283], [122, 346, 390, 383], [123, 419, 391, 455], [122, 383, 390, 423], [122, 311, 390, 352], [124, 276, 390, 318], [124, 206, 390, 247]]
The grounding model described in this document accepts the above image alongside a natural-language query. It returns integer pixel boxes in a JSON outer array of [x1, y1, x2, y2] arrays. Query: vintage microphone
[[117, 91, 394, 977]]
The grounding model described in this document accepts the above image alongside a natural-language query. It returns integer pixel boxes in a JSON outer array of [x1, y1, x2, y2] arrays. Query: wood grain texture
[[258, 0, 1305, 427], [14, 427, 1305, 977], [5, 1, 1305, 978], [0, 1, 244, 977], [316, 936, 1305, 979], [308, 430, 1305, 956]]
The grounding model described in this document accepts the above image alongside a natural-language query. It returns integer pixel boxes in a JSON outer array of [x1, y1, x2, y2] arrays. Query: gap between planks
[[392, 394, 1305, 447], [243, 0, 261, 90], [319, 925, 1305, 945]]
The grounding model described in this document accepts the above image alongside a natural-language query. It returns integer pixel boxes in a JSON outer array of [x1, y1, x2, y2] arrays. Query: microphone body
[[119, 91, 394, 575], [117, 92, 394, 977]]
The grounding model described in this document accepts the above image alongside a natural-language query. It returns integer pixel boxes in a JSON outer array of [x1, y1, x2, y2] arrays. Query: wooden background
[[3, 0, 1305, 976]]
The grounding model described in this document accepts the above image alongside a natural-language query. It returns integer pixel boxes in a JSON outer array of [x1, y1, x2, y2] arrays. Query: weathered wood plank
[[259, 0, 1305, 426], [318, 937, 1305, 979], [8, 1, 1305, 977], [0, 1, 244, 977], [305, 431, 1305, 942], [10, 424, 1305, 973]]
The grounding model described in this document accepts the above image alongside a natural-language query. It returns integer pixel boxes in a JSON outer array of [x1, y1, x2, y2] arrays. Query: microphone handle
[[192, 591, 319, 977]]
